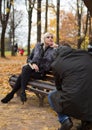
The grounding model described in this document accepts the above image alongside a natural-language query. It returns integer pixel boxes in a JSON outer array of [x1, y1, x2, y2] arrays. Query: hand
[[32, 64, 39, 72], [50, 43, 58, 48], [28, 63, 39, 72]]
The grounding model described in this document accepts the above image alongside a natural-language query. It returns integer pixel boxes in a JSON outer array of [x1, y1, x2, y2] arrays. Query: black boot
[[1, 92, 14, 103], [20, 92, 27, 104], [58, 118, 73, 130], [77, 121, 92, 130]]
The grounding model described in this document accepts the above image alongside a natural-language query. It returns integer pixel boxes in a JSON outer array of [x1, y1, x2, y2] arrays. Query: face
[[44, 34, 54, 47]]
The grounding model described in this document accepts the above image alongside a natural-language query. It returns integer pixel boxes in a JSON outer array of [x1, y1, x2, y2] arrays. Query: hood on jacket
[[55, 45, 73, 58]]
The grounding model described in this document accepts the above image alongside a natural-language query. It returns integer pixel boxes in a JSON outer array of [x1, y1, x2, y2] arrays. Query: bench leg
[[35, 93, 46, 107]]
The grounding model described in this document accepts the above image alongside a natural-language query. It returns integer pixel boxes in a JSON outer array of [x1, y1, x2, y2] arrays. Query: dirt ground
[[0, 55, 80, 130]]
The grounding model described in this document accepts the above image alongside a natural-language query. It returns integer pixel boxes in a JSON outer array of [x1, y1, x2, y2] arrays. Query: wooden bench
[[9, 72, 56, 106]]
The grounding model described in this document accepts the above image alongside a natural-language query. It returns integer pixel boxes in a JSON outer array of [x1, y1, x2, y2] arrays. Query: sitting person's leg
[[20, 64, 44, 103], [20, 64, 33, 102], [1, 64, 44, 104], [1, 75, 21, 103], [48, 90, 73, 130], [1, 64, 33, 103]]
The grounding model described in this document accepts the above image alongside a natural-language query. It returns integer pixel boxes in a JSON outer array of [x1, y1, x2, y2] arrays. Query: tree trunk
[[0, 0, 12, 57], [1, 26, 6, 57], [83, 0, 92, 16], [26, 0, 36, 56], [37, 0, 41, 43], [11, 5, 15, 56], [77, 0, 82, 49], [44, 0, 48, 33], [56, 0, 60, 44], [27, 8, 32, 56]]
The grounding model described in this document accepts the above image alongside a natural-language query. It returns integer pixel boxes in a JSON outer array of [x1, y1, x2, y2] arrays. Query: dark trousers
[[11, 64, 44, 94]]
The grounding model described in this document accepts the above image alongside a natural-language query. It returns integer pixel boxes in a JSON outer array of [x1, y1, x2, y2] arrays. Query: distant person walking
[[19, 48, 24, 56], [14, 43, 18, 55]]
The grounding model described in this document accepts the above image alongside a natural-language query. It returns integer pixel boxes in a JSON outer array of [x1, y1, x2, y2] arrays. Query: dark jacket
[[51, 46, 92, 121], [27, 43, 55, 74]]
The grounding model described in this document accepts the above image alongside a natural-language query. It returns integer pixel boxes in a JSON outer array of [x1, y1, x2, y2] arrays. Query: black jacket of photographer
[[51, 45, 92, 122]]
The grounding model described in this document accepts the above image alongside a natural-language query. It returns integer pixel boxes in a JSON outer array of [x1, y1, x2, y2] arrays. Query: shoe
[[1, 92, 14, 103], [77, 121, 92, 130], [77, 123, 83, 130], [20, 92, 27, 104], [58, 118, 73, 130]]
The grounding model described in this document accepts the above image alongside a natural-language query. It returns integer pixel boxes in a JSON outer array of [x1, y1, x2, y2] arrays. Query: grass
[[5, 50, 27, 56], [5, 51, 11, 56]]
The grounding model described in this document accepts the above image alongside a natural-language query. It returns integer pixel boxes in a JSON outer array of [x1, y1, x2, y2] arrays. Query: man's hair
[[59, 40, 71, 47]]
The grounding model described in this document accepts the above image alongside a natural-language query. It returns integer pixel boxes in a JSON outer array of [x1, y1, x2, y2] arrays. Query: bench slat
[[26, 87, 49, 95], [9, 80, 55, 91], [9, 74, 55, 84]]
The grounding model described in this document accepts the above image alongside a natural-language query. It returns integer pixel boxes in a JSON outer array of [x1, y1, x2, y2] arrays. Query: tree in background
[[77, 0, 83, 48], [37, 0, 41, 43], [76, 0, 92, 48], [56, 0, 60, 44], [25, 0, 36, 56], [0, 0, 91, 57], [83, 0, 92, 16], [8, 9, 23, 55], [0, 0, 14, 57], [59, 11, 78, 47], [44, 0, 48, 33]]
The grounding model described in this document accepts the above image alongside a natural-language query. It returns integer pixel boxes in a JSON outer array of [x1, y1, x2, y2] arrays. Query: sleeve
[[26, 48, 35, 63]]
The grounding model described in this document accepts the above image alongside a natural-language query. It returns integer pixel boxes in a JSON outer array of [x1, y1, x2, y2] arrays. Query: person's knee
[[48, 90, 57, 99], [48, 90, 57, 105], [22, 64, 31, 72], [48, 92, 51, 99], [48, 91, 53, 101]]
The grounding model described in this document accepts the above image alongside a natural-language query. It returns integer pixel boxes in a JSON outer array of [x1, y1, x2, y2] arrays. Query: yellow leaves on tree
[[59, 11, 78, 45]]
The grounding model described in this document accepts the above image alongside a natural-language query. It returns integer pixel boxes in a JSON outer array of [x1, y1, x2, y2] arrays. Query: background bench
[[9, 72, 56, 106]]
